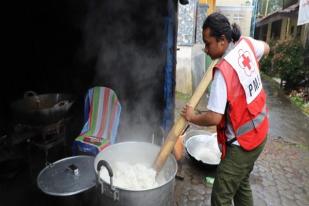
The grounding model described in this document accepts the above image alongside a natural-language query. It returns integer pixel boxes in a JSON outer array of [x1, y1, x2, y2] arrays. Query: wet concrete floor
[[173, 78, 309, 206]]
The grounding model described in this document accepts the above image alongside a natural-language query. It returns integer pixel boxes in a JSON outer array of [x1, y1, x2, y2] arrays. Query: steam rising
[[81, 0, 169, 142]]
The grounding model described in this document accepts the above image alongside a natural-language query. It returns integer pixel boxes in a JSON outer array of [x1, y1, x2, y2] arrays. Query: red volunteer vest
[[215, 37, 269, 159]]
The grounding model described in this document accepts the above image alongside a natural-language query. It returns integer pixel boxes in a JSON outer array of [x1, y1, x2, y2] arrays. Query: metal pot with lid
[[37, 141, 177, 206]]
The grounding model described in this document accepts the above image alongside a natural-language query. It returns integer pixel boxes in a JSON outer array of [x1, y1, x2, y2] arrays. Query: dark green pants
[[211, 138, 267, 206]]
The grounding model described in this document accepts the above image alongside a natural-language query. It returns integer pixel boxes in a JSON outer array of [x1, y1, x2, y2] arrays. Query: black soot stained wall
[[1, 0, 177, 141]]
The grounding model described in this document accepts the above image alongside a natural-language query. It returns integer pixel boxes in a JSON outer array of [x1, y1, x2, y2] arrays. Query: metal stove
[[11, 119, 67, 165]]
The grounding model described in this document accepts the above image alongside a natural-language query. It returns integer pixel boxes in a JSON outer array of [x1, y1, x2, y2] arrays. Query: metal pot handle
[[24, 91, 38, 98], [97, 160, 113, 178], [96, 160, 119, 201], [53, 100, 68, 108]]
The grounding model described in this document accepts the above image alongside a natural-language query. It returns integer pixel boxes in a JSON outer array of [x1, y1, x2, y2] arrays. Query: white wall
[[216, 0, 253, 36], [176, 44, 207, 100], [176, 46, 193, 94], [191, 43, 208, 106]]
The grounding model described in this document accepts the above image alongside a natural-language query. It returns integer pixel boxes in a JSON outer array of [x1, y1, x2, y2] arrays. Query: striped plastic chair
[[72, 87, 121, 156]]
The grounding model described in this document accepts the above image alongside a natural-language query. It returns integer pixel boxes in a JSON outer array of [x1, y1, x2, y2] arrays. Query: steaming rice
[[99, 162, 160, 190]]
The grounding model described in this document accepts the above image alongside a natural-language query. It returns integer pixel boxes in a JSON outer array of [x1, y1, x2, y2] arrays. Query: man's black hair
[[202, 12, 241, 43]]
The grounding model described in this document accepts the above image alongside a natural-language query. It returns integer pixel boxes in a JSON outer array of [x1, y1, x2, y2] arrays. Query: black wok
[[10, 91, 74, 125]]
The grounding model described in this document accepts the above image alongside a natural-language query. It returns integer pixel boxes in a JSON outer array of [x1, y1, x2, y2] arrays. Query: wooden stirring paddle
[[153, 59, 219, 173]]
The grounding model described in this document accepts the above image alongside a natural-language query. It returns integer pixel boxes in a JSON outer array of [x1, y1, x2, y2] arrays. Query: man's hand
[[263, 41, 270, 56], [181, 104, 195, 122], [181, 104, 223, 126]]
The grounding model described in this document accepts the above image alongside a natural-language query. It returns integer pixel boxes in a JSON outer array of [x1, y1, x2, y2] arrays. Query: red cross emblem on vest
[[238, 49, 254, 76]]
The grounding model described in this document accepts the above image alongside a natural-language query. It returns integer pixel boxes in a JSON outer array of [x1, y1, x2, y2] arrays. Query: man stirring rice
[[181, 12, 270, 206]]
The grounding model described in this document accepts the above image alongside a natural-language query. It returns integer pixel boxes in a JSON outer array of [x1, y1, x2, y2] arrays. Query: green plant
[[290, 95, 304, 107], [289, 91, 309, 116], [260, 40, 276, 76], [304, 103, 309, 115], [272, 39, 305, 91]]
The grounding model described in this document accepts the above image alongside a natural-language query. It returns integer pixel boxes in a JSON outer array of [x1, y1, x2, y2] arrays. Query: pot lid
[[37, 155, 96, 196]]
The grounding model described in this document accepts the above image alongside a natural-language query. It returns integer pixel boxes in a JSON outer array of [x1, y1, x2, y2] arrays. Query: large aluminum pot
[[94, 141, 177, 206], [10, 91, 74, 125]]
